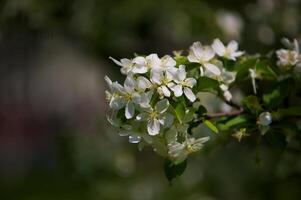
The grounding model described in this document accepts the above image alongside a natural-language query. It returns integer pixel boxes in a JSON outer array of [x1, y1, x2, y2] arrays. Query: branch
[[204, 100, 244, 119], [205, 107, 244, 119]]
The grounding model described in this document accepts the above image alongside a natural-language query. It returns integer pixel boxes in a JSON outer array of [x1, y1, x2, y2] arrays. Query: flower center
[[125, 93, 132, 101], [150, 111, 158, 120]]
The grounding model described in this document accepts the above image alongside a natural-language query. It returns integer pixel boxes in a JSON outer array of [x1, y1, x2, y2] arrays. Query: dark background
[[0, 0, 301, 199]]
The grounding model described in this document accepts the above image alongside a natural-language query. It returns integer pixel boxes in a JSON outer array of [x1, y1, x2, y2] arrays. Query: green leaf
[[195, 77, 219, 93], [242, 95, 263, 115], [170, 99, 186, 124], [175, 56, 188, 65], [235, 57, 258, 82], [263, 79, 291, 108], [183, 107, 196, 123], [256, 62, 278, 80], [274, 107, 301, 119], [217, 115, 249, 131], [204, 120, 219, 134], [222, 58, 236, 71], [164, 159, 187, 184], [175, 56, 200, 69]]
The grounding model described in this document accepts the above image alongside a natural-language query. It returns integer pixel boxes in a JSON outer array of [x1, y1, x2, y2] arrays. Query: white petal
[[156, 99, 169, 114], [146, 53, 161, 69], [222, 71, 236, 84], [165, 70, 175, 81], [231, 51, 244, 58], [200, 67, 204, 76], [293, 39, 299, 52], [224, 91, 232, 101], [104, 76, 113, 90], [167, 82, 175, 88], [184, 78, 197, 88], [219, 84, 228, 91], [184, 87, 196, 102], [187, 54, 199, 63], [203, 63, 221, 76], [120, 58, 133, 68], [133, 56, 146, 65], [212, 38, 226, 56], [132, 65, 148, 74], [124, 76, 136, 92], [160, 85, 171, 97], [109, 57, 122, 66], [177, 65, 186, 81], [110, 97, 126, 110], [150, 70, 163, 84], [137, 76, 152, 90], [160, 113, 174, 127], [147, 119, 160, 136], [125, 102, 135, 119], [161, 55, 176, 68], [166, 67, 178, 76], [139, 91, 153, 108], [136, 112, 149, 121], [132, 92, 141, 104], [112, 82, 125, 94], [227, 40, 238, 53], [190, 42, 203, 60], [171, 84, 183, 97], [202, 46, 215, 62]]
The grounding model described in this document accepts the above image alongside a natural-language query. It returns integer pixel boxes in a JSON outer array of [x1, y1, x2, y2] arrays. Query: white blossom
[[133, 54, 177, 73], [202, 60, 236, 84], [106, 75, 141, 119], [109, 57, 136, 75], [136, 76, 152, 91], [105, 76, 126, 110], [188, 41, 221, 76], [276, 38, 301, 67], [169, 65, 197, 102], [139, 90, 153, 108], [150, 70, 174, 98], [220, 69, 236, 84], [160, 55, 177, 71], [276, 49, 301, 67], [136, 99, 174, 136], [168, 137, 209, 164], [211, 38, 244, 60]]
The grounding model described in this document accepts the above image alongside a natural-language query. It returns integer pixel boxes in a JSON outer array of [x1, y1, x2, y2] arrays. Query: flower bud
[[258, 112, 272, 126]]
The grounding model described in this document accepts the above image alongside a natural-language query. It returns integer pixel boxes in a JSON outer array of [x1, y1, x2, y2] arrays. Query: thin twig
[[205, 107, 244, 119], [203, 99, 244, 119]]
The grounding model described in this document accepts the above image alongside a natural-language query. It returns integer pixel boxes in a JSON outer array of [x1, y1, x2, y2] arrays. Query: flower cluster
[[276, 38, 301, 70], [105, 39, 244, 164]]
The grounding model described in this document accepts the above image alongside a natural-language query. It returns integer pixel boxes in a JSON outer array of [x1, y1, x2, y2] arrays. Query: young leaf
[[217, 115, 249, 131], [204, 120, 219, 134], [242, 95, 263, 115], [263, 79, 291, 109], [164, 159, 187, 184], [195, 77, 219, 93], [170, 99, 186, 124]]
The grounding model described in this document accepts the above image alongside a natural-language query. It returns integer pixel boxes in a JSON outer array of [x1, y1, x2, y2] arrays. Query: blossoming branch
[[105, 38, 301, 182]]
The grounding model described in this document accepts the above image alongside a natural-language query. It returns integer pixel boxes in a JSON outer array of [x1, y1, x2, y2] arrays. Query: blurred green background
[[1, 0, 301, 199]]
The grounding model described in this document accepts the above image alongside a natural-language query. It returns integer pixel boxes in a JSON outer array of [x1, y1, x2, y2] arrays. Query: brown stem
[[205, 106, 244, 119]]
